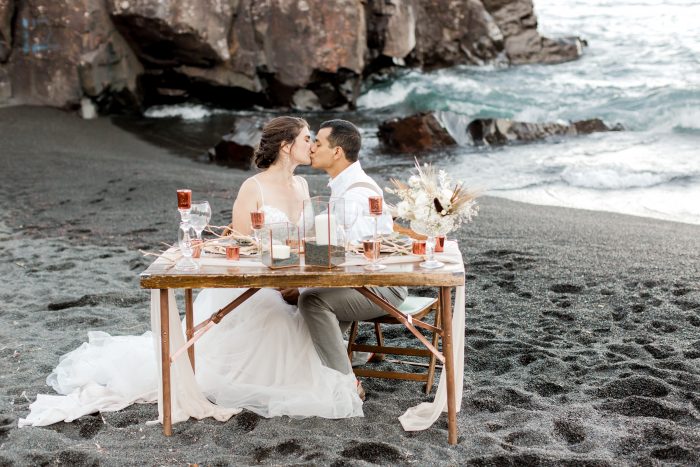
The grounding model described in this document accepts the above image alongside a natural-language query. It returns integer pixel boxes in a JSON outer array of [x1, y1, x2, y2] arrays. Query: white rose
[[414, 192, 429, 208]]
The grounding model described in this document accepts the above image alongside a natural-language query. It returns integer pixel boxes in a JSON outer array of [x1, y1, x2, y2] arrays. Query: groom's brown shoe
[[356, 380, 366, 401]]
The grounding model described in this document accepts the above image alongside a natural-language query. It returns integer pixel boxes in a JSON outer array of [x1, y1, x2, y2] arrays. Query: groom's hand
[[279, 288, 300, 305]]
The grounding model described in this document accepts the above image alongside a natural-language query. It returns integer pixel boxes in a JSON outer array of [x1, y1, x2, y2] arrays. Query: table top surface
[[140, 252, 465, 289]]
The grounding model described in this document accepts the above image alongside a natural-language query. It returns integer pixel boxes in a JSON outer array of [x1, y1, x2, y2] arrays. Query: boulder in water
[[468, 118, 622, 146], [378, 112, 458, 152], [209, 119, 262, 170]]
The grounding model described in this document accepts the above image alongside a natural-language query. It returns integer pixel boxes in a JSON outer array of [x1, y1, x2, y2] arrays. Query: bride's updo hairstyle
[[254, 116, 309, 169]]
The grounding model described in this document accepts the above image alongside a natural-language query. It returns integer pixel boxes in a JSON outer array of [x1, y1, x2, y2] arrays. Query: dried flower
[[386, 158, 479, 235]]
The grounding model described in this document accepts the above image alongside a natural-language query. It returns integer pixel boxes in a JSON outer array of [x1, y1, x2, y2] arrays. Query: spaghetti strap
[[294, 175, 308, 194], [252, 176, 265, 206]]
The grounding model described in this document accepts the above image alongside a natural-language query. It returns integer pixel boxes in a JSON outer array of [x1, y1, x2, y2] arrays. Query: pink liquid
[[434, 235, 445, 253], [226, 244, 240, 261], [368, 196, 383, 216], [412, 240, 426, 255], [191, 239, 203, 258], [250, 211, 265, 229], [362, 239, 380, 261]]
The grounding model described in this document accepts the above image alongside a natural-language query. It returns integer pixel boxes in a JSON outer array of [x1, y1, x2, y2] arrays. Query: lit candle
[[272, 244, 291, 260], [314, 213, 337, 245], [250, 210, 265, 230]]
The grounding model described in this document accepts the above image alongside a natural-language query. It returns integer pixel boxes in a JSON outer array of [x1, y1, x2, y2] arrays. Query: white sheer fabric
[[19, 205, 363, 427]]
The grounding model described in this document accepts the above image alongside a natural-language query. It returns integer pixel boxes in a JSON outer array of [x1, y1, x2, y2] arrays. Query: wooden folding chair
[[347, 296, 441, 394]]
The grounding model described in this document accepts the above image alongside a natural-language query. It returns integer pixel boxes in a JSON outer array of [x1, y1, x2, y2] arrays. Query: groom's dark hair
[[319, 119, 361, 162]]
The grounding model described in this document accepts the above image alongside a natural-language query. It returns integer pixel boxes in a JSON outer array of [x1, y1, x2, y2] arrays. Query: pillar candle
[[271, 244, 291, 259], [314, 214, 337, 245]]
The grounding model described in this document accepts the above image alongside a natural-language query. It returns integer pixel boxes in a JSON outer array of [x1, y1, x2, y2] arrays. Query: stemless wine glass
[[250, 209, 265, 260], [190, 200, 211, 257], [362, 236, 386, 271]]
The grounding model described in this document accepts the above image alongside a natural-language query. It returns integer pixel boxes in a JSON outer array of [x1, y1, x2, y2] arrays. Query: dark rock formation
[[410, 0, 505, 68], [107, 0, 233, 67], [0, 0, 587, 112], [482, 0, 583, 64], [209, 119, 262, 170], [1, 0, 141, 110], [379, 113, 621, 151], [468, 118, 622, 146], [378, 112, 457, 152], [0, 0, 13, 63], [378, 110, 474, 151]]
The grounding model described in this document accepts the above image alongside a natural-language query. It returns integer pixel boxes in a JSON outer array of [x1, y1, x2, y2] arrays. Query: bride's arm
[[230, 179, 260, 235]]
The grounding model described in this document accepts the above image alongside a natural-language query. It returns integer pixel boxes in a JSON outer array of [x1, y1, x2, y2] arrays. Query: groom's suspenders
[[342, 181, 382, 197]]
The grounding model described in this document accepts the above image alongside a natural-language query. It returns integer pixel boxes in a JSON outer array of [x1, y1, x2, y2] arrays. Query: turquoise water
[[357, 0, 700, 224]]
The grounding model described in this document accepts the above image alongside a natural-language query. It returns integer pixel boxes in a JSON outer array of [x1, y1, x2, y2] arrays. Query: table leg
[[159, 289, 172, 436], [185, 289, 195, 372], [440, 286, 457, 445]]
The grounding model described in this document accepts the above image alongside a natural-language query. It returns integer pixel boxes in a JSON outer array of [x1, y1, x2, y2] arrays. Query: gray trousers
[[298, 286, 408, 375]]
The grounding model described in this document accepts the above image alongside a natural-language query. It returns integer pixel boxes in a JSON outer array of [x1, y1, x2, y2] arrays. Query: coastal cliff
[[0, 0, 583, 112]]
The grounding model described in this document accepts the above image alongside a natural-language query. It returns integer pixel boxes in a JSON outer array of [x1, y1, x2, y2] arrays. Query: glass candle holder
[[260, 222, 300, 269], [303, 196, 345, 268], [177, 189, 192, 211]]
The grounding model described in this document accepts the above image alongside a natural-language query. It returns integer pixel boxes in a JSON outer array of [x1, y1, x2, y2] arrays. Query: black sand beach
[[1, 107, 699, 465]]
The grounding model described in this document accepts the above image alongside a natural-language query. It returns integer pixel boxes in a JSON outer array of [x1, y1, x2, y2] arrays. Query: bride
[[20, 117, 363, 428]]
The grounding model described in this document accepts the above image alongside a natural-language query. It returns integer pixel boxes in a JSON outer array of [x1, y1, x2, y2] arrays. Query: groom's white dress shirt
[[328, 161, 393, 243]]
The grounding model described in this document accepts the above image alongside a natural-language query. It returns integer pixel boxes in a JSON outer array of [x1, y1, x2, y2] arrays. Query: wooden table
[[140, 256, 464, 444]]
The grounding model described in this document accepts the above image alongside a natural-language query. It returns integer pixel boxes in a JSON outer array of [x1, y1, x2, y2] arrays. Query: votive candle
[[250, 210, 265, 229], [177, 189, 192, 210], [412, 240, 426, 255], [226, 244, 240, 261], [368, 196, 383, 216], [434, 235, 445, 253]]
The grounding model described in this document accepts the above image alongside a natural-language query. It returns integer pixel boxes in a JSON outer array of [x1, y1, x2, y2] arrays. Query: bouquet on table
[[386, 159, 479, 268]]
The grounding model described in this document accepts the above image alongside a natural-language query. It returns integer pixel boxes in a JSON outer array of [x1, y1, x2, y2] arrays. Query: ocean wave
[[357, 80, 418, 109], [144, 104, 228, 120], [560, 166, 690, 190]]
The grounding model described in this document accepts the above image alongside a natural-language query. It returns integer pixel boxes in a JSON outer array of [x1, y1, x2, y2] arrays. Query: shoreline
[[1, 106, 698, 465]]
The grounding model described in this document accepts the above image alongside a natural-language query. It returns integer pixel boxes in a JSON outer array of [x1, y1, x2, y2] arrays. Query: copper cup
[[412, 240, 426, 255], [368, 196, 383, 216], [226, 243, 240, 261], [434, 235, 446, 253], [177, 189, 192, 210], [191, 239, 203, 259]]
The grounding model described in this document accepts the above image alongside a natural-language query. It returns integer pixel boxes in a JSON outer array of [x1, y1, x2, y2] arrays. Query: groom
[[294, 119, 407, 394]]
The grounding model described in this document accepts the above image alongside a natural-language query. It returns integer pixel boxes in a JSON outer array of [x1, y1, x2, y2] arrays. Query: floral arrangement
[[386, 159, 479, 236]]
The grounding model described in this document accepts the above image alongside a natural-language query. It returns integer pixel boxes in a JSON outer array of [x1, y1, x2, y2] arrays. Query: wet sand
[[0, 106, 698, 465]]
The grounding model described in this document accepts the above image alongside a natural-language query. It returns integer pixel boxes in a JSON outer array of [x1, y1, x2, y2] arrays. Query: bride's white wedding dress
[[20, 203, 362, 428]]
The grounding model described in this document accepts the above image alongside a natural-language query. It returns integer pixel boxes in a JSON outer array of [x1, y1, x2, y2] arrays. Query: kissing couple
[[21, 118, 407, 426]]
